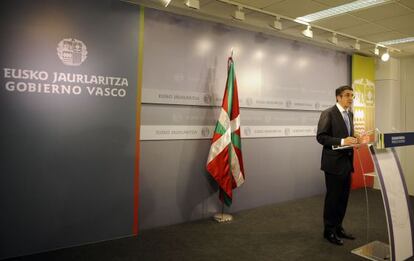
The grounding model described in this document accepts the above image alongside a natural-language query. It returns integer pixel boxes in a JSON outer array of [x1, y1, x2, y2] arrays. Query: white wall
[[376, 55, 414, 194], [400, 56, 414, 195], [375, 57, 401, 133], [374, 57, 401, 190]]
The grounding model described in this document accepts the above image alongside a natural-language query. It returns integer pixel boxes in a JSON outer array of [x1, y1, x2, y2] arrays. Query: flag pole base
[[213, 213, 233, 223]]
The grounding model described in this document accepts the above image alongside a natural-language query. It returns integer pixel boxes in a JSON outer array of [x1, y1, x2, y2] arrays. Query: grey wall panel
[[0, 0, 139, 259], [139, 137, 323, 230], [232, 137, 324, 210], [139, 140, 219, 229]]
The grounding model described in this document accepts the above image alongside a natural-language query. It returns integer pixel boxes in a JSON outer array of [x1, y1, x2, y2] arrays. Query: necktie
[[342, 111, 351, 135]]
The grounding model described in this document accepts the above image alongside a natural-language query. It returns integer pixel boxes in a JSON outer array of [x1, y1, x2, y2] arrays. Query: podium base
[[213, 213, 233, 223], [351, 241, 390, 261]]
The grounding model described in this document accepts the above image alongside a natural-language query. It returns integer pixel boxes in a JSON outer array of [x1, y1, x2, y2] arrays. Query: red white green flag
[[206, 57, 245, 207]]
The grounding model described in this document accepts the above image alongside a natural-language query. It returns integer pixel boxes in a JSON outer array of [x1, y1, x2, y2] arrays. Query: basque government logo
[[57, 38, 88, 66]]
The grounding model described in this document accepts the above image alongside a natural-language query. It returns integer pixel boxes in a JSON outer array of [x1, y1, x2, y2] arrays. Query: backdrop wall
[[138, 8, 350, 229], [0, 3, 350, 259], [400, 56, 414, 194]]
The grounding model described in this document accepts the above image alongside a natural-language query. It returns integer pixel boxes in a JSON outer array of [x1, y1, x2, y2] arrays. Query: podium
[[350, 132, 414, 261]]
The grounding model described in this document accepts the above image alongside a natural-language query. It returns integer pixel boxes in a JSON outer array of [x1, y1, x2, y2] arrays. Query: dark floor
[[8, 188, 414, 261]]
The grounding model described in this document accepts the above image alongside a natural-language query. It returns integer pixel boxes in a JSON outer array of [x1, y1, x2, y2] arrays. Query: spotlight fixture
[[369, 45, 380, 55], [233, 6, 245, 21], [352, 39, 361, 50], [185, 0, 200, 9], [271, 16, 282, 30], [302, 25, 313, 38], [381, 49, 390, 62], [373, 45, 379, 55], [328, 33, 338, 45], [160, 0, 172, 7]]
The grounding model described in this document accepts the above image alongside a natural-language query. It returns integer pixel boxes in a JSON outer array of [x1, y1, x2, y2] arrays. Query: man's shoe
[[337, 228, 355, 240], [324, 231, 343, 245]]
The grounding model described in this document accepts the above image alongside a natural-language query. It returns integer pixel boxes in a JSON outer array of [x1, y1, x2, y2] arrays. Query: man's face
[[337, 90, 353, 109]]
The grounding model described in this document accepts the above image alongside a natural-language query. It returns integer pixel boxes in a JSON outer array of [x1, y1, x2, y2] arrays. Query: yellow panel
[[352, 55, 375, 137]]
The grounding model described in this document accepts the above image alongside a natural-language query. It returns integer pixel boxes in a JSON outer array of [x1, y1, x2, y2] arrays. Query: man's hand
[[343, 136, 358, 146], [357, 131, 370, 144]]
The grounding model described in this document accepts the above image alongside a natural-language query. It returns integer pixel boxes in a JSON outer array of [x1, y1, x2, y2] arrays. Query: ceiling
[[131, 0, 414, 57]]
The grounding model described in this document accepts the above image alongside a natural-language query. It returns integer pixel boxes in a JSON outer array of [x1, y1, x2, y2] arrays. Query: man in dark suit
[[317, 85, 358, 246]]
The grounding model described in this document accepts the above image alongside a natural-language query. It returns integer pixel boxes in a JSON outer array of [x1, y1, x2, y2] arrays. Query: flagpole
[[214, 200, 233, 223], [209, 53, 244, 223], [213, 189, 233, 223]]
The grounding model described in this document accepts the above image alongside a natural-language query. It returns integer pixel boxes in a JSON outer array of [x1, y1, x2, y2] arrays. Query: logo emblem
[[284, 128, 291, 136], [201, 127, 210, 137], [203, 94, 212, 105], [243, 127, 251, 137], [57, 38, 88, 66], [246, 97, 253, 106]]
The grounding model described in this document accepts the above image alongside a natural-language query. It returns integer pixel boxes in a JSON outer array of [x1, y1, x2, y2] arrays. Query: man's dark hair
[[335, 85, 353, 97]]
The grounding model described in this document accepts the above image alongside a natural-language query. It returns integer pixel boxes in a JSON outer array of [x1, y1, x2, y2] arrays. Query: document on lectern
[[332, 142, 372, 150], [332, 145, 353, 150]]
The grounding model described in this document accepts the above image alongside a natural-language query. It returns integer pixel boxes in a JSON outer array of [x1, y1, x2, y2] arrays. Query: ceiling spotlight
[[302, 25, 313, 38], [271, 16, 282, 30], [374, 45, 380, 55], [185, 0, 200, 9], [160, 0, 172, 7], [381, 49, 390, 62], [233, 6, 245, 21], [328, 33, 338, 45], [352, 39, 360, 50], [370, 45, 380, 55]]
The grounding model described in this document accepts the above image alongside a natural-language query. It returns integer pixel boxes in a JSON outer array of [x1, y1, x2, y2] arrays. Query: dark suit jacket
[[316, 105, 354, 175]]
